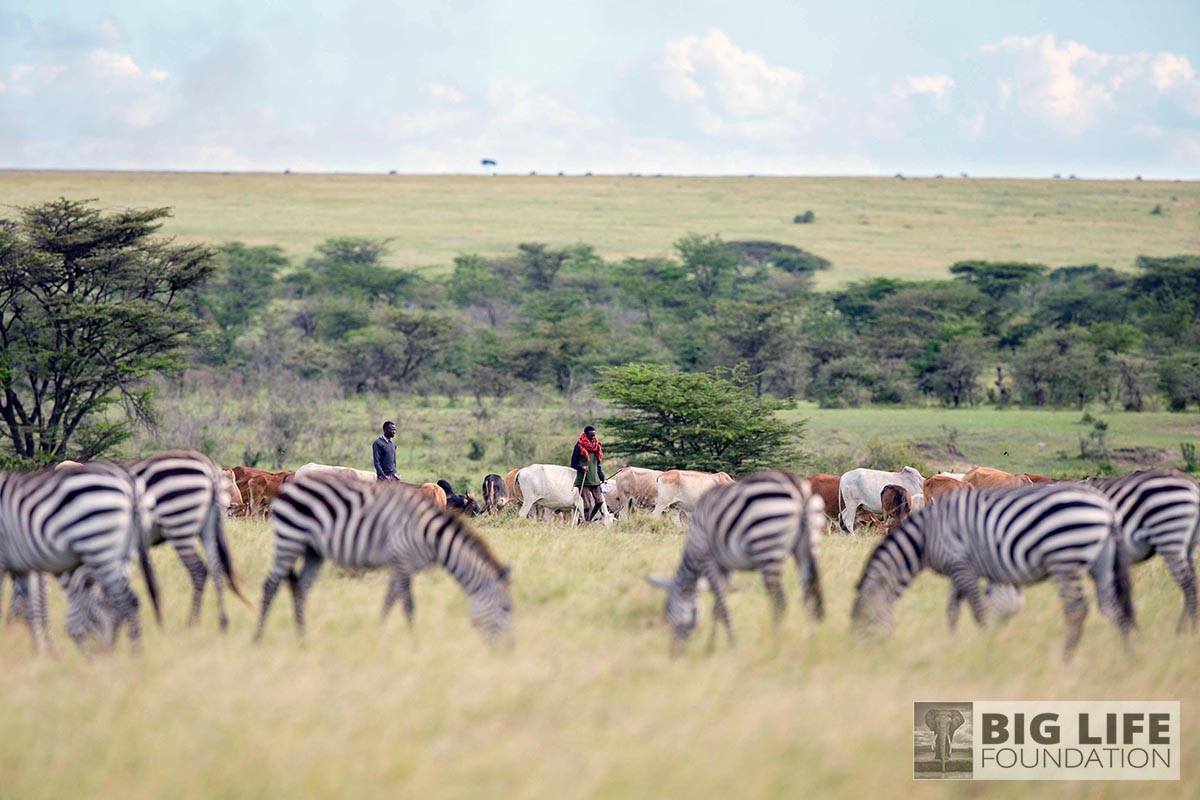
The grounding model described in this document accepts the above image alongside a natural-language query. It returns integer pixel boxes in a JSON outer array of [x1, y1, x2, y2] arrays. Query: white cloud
[[424, 82, 464, 104], [981, 33, 1200, 135], [88, 48, 142, 79], [653, 28, 808, 139], [893, 74, 956, 100], [7, 62, 66, 95]]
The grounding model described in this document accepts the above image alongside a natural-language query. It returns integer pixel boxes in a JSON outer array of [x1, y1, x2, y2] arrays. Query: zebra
[[253, 473, 513, 645], [852, 483, 1136, 661], [56, 451, 250, 647], [0, 461, 162, 653], [983, 470, 1200, 633], [645, 471, 826, 655]]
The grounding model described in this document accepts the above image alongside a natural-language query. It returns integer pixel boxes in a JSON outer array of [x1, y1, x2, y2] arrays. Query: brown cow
[[504, 468, 523, 506], [222, 468, 245, 516], [922, 474, 971, 504], [606, 466, 663, 517], [880, 484, 912, 532], [1023, 473, 1056, 484], [963, 467, 1033, 490], [806, 474, 843, 530], [231, 466, 293, 517], [397, 481, 447, 510], [854, 507, 884, 530], [245, 471, 294, 518]]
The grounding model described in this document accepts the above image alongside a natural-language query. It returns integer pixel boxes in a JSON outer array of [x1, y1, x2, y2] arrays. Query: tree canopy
[[0, 198, 215, 462], [594, 363, 803, 474]]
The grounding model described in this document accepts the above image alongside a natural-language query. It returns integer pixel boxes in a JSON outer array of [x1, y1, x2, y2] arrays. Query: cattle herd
[[0, 451, 1197, 660]]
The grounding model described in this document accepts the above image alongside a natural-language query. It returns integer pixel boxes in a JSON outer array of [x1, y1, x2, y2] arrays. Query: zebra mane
[[437, 511, 509, 579], [854, 516, 927, 594]]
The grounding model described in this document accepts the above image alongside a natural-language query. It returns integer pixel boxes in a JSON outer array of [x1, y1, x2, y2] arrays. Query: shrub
[[793, 210, 815, 224], [860, 437, 930, 474]]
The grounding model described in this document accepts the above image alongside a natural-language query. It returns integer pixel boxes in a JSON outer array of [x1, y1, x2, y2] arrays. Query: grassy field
[[2, 171, 1197, 287], [0, 513, 1195, 799]]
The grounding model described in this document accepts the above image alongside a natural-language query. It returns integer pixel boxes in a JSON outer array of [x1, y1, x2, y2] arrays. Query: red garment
[[576, 431, 603, 461]]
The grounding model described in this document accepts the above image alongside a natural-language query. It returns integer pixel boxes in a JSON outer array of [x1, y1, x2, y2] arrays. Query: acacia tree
[[0, 198, 215, 462], [594, 363, 803, 474]]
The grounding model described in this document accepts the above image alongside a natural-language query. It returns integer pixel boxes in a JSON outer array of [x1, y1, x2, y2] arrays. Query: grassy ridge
[[2, 171, 1197, 286], [0, 515, 1195, 799]]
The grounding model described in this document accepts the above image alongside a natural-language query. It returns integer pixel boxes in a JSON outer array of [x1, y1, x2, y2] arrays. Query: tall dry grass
[[1, 512, 1195, 799]]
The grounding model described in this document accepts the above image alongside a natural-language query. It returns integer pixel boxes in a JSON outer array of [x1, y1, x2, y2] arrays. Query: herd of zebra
[[0, 449, 1197, 660]]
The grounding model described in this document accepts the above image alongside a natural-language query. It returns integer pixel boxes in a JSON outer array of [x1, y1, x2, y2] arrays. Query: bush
[[793, 210, 815, 224], [860, 438, 930, 474]]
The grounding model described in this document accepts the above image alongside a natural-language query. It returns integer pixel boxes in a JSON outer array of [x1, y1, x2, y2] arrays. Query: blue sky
[[1, 1, 1198, 176]]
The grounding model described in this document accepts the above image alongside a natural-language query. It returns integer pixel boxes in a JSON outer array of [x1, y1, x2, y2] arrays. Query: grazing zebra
[[852, 483, 1135, 660], [983, 470, 1200, 633], [0, 462, 161, 653], [254, 474, 513, 644], [646, 472, 826, 655], [57, 451, 250, 646]]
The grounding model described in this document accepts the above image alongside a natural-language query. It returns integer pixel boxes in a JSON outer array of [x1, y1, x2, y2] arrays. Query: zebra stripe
[[1086, 470, 1200, 632], [0, 462, 161, 653], [647, 471, 825, 655], [60, 451, 250, 645], [254, 473, 513, 644], [852, 483, 1135, 660]]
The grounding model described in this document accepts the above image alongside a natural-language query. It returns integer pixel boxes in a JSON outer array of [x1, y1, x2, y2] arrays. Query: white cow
[[838, 466, 925, 533], [294, 462, 377, 485], [514, 464, 612, 526], [652, 469, 735, 524], [605, 466, 663, 518]]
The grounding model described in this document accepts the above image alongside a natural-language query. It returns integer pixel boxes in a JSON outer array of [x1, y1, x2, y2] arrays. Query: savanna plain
[[1, 171, 1198, 799]]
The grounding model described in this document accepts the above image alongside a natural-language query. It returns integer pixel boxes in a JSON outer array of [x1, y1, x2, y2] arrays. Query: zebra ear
[[499, 564, 512, 581], [645, 575, 673, 591]]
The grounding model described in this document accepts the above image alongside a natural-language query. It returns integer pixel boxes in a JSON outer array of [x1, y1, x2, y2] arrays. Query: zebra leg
[[254, 538, 307, 642], [1161, 550, 1198, 634], [1051, 571, 1089, 662], [7, 575, 28, 626], [949, 567, 986, 628], [289, 550, 324, 639], [382, 568, 414, 626], [761, 565, 787, 634], [946, 584, 963, 632], [94, 572, 143, 654], [32, 573, 54, 655], [169, 538, 210, 629], [705, 565, 735, 650], [12, 574, 42, 653]]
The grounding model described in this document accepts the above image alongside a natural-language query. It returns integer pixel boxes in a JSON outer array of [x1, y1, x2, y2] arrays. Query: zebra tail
[[1111, 520, 1137, 632], [205, 487, 253, 609], [135, 498, 163, 628]]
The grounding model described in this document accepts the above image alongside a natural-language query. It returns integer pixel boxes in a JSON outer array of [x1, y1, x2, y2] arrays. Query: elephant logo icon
[[914, 702, 973, 779]]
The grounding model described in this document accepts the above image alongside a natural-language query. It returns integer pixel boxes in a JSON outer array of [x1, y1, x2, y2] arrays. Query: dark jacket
[[373, 435, 398, 479]]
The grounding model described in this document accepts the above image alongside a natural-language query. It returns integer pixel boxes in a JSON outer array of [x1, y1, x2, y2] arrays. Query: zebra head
[[468, 564, 514, 646], [645, 575, 698, 653]]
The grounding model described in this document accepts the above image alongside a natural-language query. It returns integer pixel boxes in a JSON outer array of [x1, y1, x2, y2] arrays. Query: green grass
[[2, 172, 1197, 287], [1, 515, 1195, 799]]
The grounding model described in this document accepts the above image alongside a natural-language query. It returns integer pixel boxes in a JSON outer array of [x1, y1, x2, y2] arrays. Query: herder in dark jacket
[[373, 421, 400, 481], [571, 425, 607, 522]]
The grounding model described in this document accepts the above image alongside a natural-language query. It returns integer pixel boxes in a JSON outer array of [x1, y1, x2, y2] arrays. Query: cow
[[481, 473, 509, 515], [922, 474, 972, 504], [437, 479, 481, 516], [880, 484, 912, 532], [222, 468, 244, 516], [231, 466, 294, 517], [1023, 473, 1056, 484], [504, 468, 522, 505], [806, 474, 842, 530], [515, 464, 611, 525], [245, 471, 294, 518], [398, 481, 447, 510], [963, 467, 1033, 490], [605, 466, 663, 518], [855, 506, 884, 530], [53, 460, 83, 471], [838, 466, 924, 533], [294, 462, 376, 484], [652, 469, 735, 524]]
